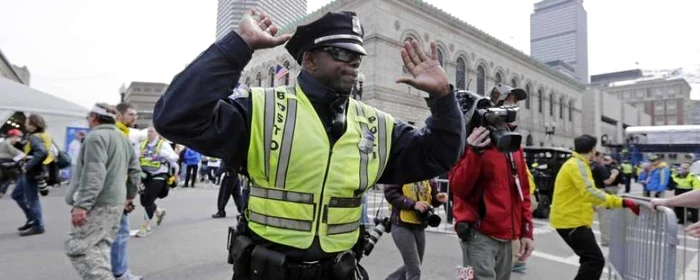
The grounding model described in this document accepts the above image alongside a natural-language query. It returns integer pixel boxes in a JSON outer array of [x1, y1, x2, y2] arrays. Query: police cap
[[285, 11, 366, 64]]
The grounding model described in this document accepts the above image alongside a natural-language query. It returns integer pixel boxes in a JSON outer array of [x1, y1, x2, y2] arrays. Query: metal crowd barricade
[[608, 195, 678, 280], [675, 205, 700, 280]]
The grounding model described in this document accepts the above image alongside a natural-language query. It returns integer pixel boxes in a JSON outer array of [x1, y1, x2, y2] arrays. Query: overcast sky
[[1, 0, 698, 109]]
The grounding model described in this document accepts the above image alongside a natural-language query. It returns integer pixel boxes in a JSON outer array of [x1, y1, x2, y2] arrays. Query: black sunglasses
[[321, 47, 363, 63]]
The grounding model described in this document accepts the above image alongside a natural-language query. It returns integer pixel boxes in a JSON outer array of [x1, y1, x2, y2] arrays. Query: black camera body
[[415, 207, 441, 227], [364, 216, 391, 256], [456, 90, 522, 153]]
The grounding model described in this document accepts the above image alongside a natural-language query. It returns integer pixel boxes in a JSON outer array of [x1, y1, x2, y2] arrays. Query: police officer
[[620, 160, 633, 193], [153, 8, 464, 280], [671, 163, 700, 223]]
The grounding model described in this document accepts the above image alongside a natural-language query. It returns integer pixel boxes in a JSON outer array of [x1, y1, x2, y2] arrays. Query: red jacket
[[448, 145, 533, 240]]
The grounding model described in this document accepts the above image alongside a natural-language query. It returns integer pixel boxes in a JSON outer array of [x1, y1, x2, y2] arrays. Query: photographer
[[384, 179, 448, 280], [449, 85, 534, 280]]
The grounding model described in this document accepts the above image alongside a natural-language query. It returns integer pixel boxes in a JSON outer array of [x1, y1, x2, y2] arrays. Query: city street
[[0, 182, 696, 279]]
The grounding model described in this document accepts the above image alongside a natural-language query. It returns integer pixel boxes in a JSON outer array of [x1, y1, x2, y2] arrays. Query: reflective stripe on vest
[[24, 132, 55, 165], [245, 84, 394, 252], [139, 139, 164, 172]]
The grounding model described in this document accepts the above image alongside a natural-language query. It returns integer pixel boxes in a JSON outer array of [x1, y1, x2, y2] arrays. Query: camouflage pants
[[65, 205, 122, 280]]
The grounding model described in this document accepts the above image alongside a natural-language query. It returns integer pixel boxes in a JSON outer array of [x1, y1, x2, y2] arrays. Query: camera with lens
[[456, 88, 522, 153], [416, 206, 441, 227], [364, 216, 391, 256]]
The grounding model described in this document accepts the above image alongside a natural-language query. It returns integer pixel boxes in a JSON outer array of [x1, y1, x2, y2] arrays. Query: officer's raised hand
[[397, 40, 451, 98], [239, 9, 292, 50]]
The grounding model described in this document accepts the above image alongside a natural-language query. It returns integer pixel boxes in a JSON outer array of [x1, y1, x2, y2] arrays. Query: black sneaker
[[19, 227, 45, 237], [17, 221, 34, 231], [212, 212, 226, 218]]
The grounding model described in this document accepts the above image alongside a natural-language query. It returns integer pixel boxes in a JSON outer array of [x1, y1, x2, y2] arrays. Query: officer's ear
[[302, 52, 318, 73]]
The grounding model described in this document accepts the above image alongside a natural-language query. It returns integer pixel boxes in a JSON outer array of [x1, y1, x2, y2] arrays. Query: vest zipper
[[316, 150, 333, 233]]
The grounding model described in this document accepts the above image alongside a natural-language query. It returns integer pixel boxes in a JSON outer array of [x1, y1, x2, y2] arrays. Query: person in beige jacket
[[64, 103, 141, 279]]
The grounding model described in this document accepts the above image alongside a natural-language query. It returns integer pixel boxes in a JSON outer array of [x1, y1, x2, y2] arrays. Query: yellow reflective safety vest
[[550, 152, 623, 229], [399, 180, 432, 225], [246, 85, 394, 253], [139, 139, 165, 173], [24, 132, 55, 164], [621, 163, 633, 174], [673, 174, 700, 190]]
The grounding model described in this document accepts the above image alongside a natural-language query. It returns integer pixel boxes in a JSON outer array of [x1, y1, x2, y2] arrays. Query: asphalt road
[[0, 181, 697, 280]]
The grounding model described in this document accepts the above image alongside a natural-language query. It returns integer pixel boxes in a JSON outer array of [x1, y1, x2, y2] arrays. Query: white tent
[[1, 76, 88, 149]]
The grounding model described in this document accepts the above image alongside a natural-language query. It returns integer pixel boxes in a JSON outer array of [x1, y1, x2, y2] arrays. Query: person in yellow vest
[[384, 179, 448, 279], [620, 160, 634, 193], [550, 135, 640, 280], [670, 163, 700, 224], [135, 126, 179, 237], [153, 9, 464, 279], [12, 114, 54, 236]]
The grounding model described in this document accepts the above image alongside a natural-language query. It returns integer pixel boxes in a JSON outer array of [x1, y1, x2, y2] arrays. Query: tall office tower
[[216, 0, 307, 41], [531, 0, 589, 83]]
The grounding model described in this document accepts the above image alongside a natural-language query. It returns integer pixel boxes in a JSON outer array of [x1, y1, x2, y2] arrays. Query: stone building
[[239, 0, 646, 148], [121, 81, 168, 128]]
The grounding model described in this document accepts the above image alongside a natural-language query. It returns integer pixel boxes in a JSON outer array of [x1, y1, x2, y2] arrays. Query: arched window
[[526, 134, 534, 146], [283, 61, 291, 85], [268, 67, 275, 87], [437, 48, 444, 67], [537, 89, 543, 113], [256, 72, 262, 87], [525, 84, 531, 109], [495, 72, 503, 85], [549, 93, 554, 116], [245, 77, 251, 87], [456, 57, 466, 90], [511, 78, 518, 88], [568, 100, 573, 122], [477, 65, 486, 96], [560, 97, 564, 119]]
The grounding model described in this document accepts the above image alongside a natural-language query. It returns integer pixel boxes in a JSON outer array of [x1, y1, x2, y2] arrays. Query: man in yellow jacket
[[550, 134, 639, 280]]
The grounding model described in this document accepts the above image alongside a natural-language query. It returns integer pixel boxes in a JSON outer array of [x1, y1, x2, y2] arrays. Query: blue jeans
[[0, 179, 11, 194], [111, 213, 130, 276], [11, 175, 44, 230]]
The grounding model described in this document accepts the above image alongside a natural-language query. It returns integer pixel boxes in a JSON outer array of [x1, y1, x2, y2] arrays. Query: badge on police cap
[[352, 16, 362, 35]]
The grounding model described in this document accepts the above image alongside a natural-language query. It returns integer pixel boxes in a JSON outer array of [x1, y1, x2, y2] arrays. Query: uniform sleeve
[[73, 134, 108, 210], [153, 31, 253, 170], [571, 160, 623, 208], [448, 146, 483, 201], [429, 179, 442, 207], [377, 92, 465, 184], [692, 176, 700, 190]]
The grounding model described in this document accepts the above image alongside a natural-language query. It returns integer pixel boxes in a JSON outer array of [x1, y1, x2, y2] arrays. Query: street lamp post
[[119, 83, 127, 103], [353, 73, 365, 100], [545, 123, 556, 146]]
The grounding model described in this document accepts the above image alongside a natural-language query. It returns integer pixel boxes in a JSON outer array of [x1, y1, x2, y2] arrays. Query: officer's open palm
[[239, 9, 291, 50], [397, 40, 450, 98]]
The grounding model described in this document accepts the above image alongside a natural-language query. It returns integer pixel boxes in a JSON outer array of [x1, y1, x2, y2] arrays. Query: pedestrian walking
[[64, 103, 141, 279], [111, 102, 143, 280], [620, 160, 634, 193], [212, 161, 244, 218], [550, 135, 640, 280], [182, 147, 201, 188], [12, 114, 54, 236], [0, 129, 23, 198], [384, 179, 447, 280], [153, 9, 463, 279], [135, 126, 178, 237]]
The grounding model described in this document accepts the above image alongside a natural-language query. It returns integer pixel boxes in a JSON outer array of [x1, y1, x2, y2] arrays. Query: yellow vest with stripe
[[673, 174, 700, 190], [398, 180, 432, 225], [246, 85, 394, 253], [23, 132, 55, 164], [139, 139, 165, 173], [621, 163, 633, 174]]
